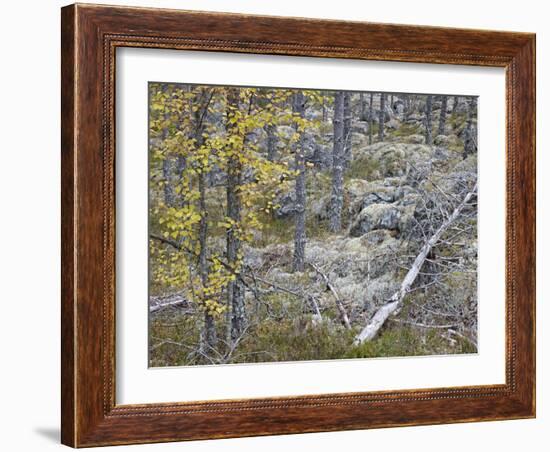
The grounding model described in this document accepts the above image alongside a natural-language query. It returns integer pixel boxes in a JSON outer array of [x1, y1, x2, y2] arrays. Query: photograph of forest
[[148, 82, 478, 367]]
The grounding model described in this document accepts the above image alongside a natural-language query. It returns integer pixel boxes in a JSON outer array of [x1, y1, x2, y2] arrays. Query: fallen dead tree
[[354, 184, 477, 345], [149, 295, 188, 313]]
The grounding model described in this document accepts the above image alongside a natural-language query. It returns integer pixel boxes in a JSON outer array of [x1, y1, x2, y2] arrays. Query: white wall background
[[0, 1, 545, 450]]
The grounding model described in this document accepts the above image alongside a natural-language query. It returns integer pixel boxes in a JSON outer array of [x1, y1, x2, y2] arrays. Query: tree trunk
[[378, 93, 385, 142], [322, 94, 328, 122], [292, 91, 307, 272], [225, 88, 246, 341], [425, 95, 433, 145], [227, 159, 245, 341], [343, 92, 352, 168], [198, 172, 217, 351], [452, 95, 459, 114], [368, 92, 374, 145], [329, 91, 345, 233], [162, 158, 174, 206], [438, 95, 448, 136], [463, 97, 477, 159], [265, 122, 277, 161], [402, 94, 410, 120], [354, 185, 477, 344], [360, 92, 366, 121]]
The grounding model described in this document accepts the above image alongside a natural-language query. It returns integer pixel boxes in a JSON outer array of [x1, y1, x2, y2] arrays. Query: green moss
[[345, 155, 381, 181], [391, 123, 419, 137]]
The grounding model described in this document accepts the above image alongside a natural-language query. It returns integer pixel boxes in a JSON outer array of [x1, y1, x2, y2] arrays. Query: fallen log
[[354, 184, 477, 345], [149, 296, 187, 313]]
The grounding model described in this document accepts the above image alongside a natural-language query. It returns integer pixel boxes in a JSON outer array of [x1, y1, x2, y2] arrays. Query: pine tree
[[463, 97, 477, 159], [378, 92, 385, 142], [368, 92, 374, 145], [329, 91, 345, 233], [343, 92, 352, 167], [425, 94, 433, 145], [438, 95, 448, 136], [292, 91, 307, 272]]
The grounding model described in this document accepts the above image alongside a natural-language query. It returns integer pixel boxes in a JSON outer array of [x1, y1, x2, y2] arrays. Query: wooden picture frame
[[61, 3, 535, 447]]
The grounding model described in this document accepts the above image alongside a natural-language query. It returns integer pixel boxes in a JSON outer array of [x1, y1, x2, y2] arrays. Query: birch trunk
[[162, 158, 174, 206], [226, 88, 246, 341], [198, 173, 217, 350]]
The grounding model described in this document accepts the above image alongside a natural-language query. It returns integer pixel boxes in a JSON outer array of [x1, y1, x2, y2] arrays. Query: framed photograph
[[61, 3, 535, 447]]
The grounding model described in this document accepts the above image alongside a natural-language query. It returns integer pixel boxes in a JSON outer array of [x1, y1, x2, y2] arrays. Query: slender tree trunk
[[452, 95, 459, 114], [425, 95, 433, 145], [162, 158, 174, 206], [368, 92, 374, 145], [343, 92, 352, 168], [292, 91, 307, 272], [438, 95, 448, 136], [463, 97, 477, 159], [378, 92, 385, 142], [160, 115, 174, 206], [265, 123, 277, 161], [329, 91, 345, 233], [322, 94, 328, 122], [175, 155, 188, 207], [198, 172, 217, 351], [227, 158, 245, 341], [402, 94, 409, 120], [225, 88, 246, 341], [191, 91, 217, 353], [360, 92, 366, 121]]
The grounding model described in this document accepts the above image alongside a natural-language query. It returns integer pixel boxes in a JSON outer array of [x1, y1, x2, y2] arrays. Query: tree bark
[[343, 92, 352, 168], [425, 95, 433, 145], [360, 92, 366, 121], [452, 95, 460, 114], [402, 94, 410, 120], [265, 122, 277, 161], [368, 92, 374, 145], [378, 92, 385, 142], [322, 93, 328, 122], [438, 95, 448, 136], [463, 97, 477, 159], [162, 158, 174, 206], [198, 172, 217, 351], [329, 91, 345, 233], [225, 88, 246, 341], [354, 185, 477, 344], [292, 91, 307, 272]]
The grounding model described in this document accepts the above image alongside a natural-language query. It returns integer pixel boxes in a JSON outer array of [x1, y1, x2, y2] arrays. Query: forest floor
[[150, 106, 478, 366]]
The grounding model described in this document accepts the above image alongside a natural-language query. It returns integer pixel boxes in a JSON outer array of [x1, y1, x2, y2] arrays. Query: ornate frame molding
[[62, 4, 535, 447]]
